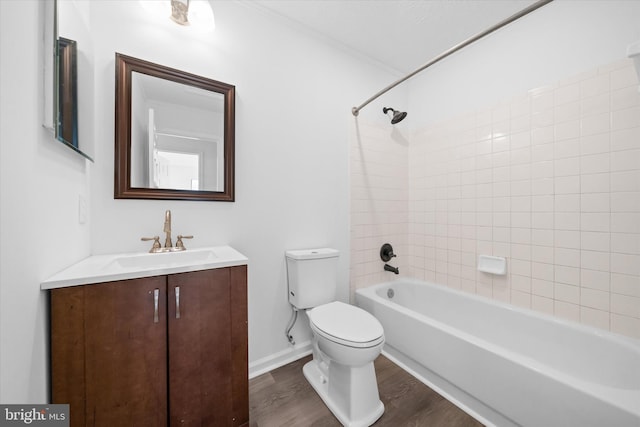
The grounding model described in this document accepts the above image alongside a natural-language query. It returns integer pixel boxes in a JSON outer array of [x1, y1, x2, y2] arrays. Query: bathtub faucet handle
[[380, 243, 396, 262]]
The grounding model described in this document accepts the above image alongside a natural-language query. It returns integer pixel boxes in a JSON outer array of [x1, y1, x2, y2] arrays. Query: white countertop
[[41, 246, 248, 290]]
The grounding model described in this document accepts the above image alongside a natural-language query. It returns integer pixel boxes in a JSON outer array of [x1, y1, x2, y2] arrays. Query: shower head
[[383, 107, 407, 124]]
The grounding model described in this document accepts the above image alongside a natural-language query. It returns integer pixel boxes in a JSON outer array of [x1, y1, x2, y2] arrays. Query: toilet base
[[303, 359, 384, 427]]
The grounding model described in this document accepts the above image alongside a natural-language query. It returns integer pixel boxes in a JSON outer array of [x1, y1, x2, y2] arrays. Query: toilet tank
[[285, 248, 339, 309]]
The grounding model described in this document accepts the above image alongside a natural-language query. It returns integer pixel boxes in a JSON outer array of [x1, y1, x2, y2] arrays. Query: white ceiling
[[247, 0, 540, 75]]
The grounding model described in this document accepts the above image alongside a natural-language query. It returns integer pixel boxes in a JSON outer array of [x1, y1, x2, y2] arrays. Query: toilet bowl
[[308, 301, 384, 366], [304, 301, 385, 427]]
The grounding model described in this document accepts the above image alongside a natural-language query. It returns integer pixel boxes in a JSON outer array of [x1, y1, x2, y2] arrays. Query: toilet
[[285, 248, 385, 427]]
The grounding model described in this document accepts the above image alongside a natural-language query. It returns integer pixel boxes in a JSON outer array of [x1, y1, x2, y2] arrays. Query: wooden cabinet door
[[51, 266, 248, 427], [51, 276, 168, 427], [168, 268, 235, 426]]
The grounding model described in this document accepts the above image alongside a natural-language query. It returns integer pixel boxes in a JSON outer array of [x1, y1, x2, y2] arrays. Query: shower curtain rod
[[351, 0, 554, 117]]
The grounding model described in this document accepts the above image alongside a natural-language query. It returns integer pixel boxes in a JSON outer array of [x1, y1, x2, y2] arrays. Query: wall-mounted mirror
[[57, 37, 78, 148], [43, 0, 95, 161], [115, 53, 235, 201]]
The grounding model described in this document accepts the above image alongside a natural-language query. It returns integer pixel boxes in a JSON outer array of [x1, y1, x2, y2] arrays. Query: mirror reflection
[[115, 54, 235, 201], [53, 0, 94, 161], [57, 37, 78, 148], [130, 72, 225, 192]]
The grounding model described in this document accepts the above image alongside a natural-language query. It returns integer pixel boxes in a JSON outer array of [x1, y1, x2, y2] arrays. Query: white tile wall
[[349, 120, 408, 297], [406, 59, 640, 339], [351, 58, 640, 340]]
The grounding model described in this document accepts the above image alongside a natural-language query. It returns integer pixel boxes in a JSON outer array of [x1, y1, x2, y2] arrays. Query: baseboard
[[248, 340, 312, 379]]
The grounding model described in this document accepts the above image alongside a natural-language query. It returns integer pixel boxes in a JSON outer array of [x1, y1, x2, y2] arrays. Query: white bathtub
[[356, 279, 640, 427]]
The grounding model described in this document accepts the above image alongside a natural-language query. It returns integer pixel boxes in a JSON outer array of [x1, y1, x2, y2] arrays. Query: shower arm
[[351, 0, 554, 117]]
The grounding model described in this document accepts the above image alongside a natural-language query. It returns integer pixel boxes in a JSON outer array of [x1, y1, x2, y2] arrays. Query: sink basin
[[111, 248, 217, 269], [40, 246, 248, 290]]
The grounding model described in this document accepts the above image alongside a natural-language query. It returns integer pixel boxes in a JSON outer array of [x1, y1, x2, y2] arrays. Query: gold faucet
[[163, 210, 172, 248], [141, 210, 193, 252]]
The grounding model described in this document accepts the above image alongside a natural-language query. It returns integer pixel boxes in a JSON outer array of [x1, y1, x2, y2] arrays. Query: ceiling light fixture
[[170, 0, 214, 30], [170, 0, 189, 25], [140, 0, 215, 32]]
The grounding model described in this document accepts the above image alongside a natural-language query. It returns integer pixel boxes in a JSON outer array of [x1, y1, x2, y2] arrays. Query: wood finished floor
[[249, 355, 484, 427]]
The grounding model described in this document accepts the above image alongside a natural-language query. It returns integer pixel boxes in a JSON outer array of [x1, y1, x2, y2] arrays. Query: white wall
[[0, 1, 92, 403], [87, 1, 400, 373], [0, 0, 401, 401], [408, 1, 640, 128]]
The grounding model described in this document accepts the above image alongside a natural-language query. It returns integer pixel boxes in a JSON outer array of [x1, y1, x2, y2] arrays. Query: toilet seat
[[308, 301, 384, 348]]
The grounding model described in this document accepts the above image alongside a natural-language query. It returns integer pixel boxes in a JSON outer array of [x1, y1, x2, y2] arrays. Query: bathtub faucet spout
[[384, 264, 399, 275]]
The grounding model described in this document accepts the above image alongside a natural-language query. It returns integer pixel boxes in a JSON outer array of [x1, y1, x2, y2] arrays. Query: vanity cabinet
[[50, 266, 248, 427]]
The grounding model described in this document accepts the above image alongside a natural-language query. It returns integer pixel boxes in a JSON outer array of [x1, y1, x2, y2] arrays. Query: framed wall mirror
[[115, 53, 235, 201]]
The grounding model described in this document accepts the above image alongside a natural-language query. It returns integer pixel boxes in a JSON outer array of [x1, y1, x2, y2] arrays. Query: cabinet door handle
[[175, 286, 181, 319], [153, 289, 159, 323]]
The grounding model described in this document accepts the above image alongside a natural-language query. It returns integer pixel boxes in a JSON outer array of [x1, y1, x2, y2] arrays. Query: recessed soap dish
[[477, 255, 507, 275]]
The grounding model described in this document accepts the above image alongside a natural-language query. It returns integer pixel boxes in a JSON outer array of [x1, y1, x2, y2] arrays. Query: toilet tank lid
[[285, 248, 339, 260]]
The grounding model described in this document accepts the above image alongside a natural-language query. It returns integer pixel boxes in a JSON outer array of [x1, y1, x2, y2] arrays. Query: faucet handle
[[380, 243, 396, 262], [141, 236, 161, 252], [176, 235, 193, 250]]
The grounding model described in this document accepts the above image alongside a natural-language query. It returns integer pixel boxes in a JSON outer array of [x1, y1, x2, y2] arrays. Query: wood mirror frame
[[115, 53, 235, 201]]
